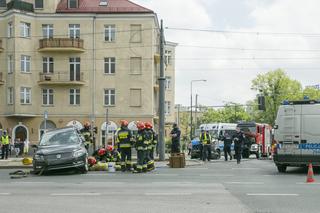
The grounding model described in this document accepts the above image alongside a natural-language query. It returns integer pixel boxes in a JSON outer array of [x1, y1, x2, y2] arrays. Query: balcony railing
[[38, 72, 85, 85], [0, 72, 4, 85], [7, 0, 34, 12], [38, 38, 85, 52]]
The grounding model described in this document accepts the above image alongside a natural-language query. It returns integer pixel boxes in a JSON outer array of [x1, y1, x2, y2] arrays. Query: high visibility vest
[[1, 136, 9, 145]]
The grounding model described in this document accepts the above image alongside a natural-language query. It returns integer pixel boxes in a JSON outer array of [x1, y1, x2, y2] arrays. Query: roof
[[56, 0, 154, 14]]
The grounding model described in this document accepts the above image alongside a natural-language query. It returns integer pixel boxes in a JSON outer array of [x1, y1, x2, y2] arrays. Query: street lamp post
[[190, 79, 206, 140]]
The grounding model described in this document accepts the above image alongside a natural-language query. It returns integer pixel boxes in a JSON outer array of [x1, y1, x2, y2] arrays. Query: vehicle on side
[[33, 126, 88, 174], [237, 122, 272, 159], [273, 100, 320, 173]]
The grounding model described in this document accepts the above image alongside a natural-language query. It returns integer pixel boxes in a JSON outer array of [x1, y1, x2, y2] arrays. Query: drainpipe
[[92, 16, 97, 150]]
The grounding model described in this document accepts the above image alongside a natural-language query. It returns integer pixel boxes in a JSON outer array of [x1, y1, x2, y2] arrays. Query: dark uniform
[[221, 132, 233, 161], [135, 125, 147, 173], [116, 126, 133, 171], [170, 124, 181, 154], [80, 124, 92, 153], [233, 129, 245, 164], [200, 130, 212, 161], [145, 127, 157, 171]]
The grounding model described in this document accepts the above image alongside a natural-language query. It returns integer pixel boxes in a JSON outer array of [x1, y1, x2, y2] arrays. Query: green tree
[[302, 87, 320, 100]]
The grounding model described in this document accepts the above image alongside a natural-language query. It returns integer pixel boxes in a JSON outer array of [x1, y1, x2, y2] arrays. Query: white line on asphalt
[[51, 193, 101, 196], [225, 182, 264, 185], [144, 192, 192, 196], [247, 193, 299, 196], [0, 193, 11, 195]]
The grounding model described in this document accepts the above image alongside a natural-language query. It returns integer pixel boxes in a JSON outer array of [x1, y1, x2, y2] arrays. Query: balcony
[[0, 40, 3, 52], [38, 38, 85, 53], [38, 72, 85, 86], [0, 72, 4, 85], [7, 0, 34, 13]]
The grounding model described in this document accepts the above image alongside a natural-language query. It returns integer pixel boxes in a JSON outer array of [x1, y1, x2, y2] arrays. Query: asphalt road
[[0, 157, 319, 213]]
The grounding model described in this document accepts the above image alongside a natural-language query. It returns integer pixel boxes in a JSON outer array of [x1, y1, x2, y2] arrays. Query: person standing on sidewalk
[[115, 120, 133, 172], [1, 130, 10, 160], [170, 123, 181, 154], [134, 122, 147, 173], [221, 131, 233, 161], [233, 127, 245, 164], [200, 129, 212, 161]]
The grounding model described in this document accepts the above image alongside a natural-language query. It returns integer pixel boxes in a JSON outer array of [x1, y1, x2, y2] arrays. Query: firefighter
[[200, 129, 212, 161], [1, 130, 10, 160], [115, 120, 133, 172], [80, 121, 92, 153], [145, 122, 157, 171], [233, 127, 245, 164], [134, 122, 148, 173]]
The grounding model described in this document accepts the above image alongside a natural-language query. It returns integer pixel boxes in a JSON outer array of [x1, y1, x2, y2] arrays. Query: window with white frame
[[69, 57, 80, 81], [7, 87, 14, 105], [165, 76, 172, 90], [165, 50, 172, 65], [68, 0, 78, 8], [42, 24, 53, 38], [20, 87, 31, 104], [104, 89, 115, 106], [70, 89, 80, 105], [130, 57, 142, 74], [20, 22, 30, 38], [104, 57, 115, 74], [35, 0, 43, 9], [130, 24, 142, 43], [21, 55, 31, 73], [104, 25, 115, 42], [8, 55, 14, 74], [0, 0, 6, 7], [165, 101, 171, 115], [43, 57, 54, 74], [7, 22, 13, 38], [69, 24, 80, 39], [42, 89, 53, 105]]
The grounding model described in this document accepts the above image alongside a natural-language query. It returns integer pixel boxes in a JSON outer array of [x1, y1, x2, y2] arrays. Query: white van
[[273, 100, 320, 172]]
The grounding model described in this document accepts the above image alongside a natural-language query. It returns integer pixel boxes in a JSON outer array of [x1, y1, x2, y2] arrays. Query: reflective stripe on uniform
[[1, 136, 9, 145]]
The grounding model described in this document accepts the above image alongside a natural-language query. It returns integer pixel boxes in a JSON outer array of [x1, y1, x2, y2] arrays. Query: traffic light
[[258, 95, 266, 111]]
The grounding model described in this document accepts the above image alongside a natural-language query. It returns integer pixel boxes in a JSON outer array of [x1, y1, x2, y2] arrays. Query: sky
[[134, 0, 320, 107]]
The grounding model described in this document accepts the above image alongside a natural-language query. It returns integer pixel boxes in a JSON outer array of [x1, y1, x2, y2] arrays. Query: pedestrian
[[134, 122, 147, 173], [200, 129, 212, 161], [23, 138, 30, 156], [115, 120, 133, 172], [170, 123, 181, 154], [187, 142, 192, 155], [233, 127, 245, 164], [221, 131, 233, 161], [1, 130, 10, 160], [14, 138, 21, 157]]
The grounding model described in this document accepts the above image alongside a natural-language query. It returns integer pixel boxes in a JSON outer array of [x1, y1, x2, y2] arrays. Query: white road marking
[[225, 182, 264, 185], [0, 193, 11, 195], [247, 193, 299, 196], [51, 193, 101, 196], [144, 192, 192, 196]]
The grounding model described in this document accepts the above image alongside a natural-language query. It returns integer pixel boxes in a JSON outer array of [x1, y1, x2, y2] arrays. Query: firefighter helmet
[[137, 122, 145, 130], [145, 122, 153, 129], [88, 157, 97, 166], [120, 120, 129, 127], [106, 145, 113, 152], [98, 148, 106, 156]]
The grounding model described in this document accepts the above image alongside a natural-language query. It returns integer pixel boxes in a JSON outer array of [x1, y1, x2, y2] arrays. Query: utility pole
[[195, 94, 198, 128], [158, 20, 166, 161], [176, 104, 181, 126]]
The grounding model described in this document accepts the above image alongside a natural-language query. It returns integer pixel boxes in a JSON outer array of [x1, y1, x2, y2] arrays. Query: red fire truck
[[237, 122, 272, 158]]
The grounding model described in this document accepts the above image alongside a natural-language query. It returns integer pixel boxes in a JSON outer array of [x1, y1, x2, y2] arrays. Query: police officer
[[1, 130, 10, 160], [233, 127, 245, 164], [115, 120, 133, 172], [145, 122, 157, 171], [200, 129, 212, 161], [221, 131, 233, 161], [170, 123, 181, 154], [80, 121, 92, 153], [134, 122, 147, 173]]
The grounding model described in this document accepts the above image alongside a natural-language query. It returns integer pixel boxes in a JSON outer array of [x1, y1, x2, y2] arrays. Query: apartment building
[[0, 0, 176, 147]]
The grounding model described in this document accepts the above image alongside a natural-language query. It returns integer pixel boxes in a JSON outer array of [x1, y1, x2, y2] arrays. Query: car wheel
[[216, 150, 221, 160], [80, 158, 89, 174], [276, 164, 287, 173]]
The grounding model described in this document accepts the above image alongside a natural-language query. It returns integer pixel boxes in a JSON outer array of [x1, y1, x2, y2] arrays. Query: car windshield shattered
[[39, 129, 80, 146]]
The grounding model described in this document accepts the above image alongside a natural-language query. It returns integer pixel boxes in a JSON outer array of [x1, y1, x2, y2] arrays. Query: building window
[[165, 50, 172, 65], [42, 24, 53, 38], [104, 89, 115, 106], [104, 57, 115, 74], [130, 24, 142, 43], [165, 76, 172, 90], [20, 22, 30, 38], [21, 55, 31, 73], [104, 25, 115, 42], [35, 0, 43, 9], [130, 89, 141, 107], [0, 0, 6, 7], [7, 22, 13, 38], [69, 24, 80, 39], [130, 57, 142, 74], [165, 101, 171, 115], [20, 87, 31, 104], [43, 57, 54, 74], [69, 57, 80, 81], [68, 0, 78, 8], [7, 87, 14, 105], [70, 89, 80, 105], [8, 55, 14, 74], [42, 89, 53, 105]]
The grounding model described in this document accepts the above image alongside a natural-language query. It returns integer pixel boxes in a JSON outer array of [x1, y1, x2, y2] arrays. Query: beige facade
[[0, 0, 176, 146]]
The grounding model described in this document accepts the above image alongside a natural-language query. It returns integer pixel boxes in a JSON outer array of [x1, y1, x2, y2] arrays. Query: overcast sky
[[134, 0, 319, 107]]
